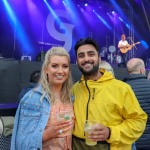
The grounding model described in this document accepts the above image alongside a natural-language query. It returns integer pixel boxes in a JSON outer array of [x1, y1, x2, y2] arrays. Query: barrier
[[0, 59, 129, 111]]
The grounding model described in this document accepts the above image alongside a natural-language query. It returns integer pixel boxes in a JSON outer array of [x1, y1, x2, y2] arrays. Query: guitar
[[120, 42, 140, 53]]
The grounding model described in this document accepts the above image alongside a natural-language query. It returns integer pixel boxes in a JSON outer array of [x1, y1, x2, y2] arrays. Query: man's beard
[[78, 62, 99, 76]]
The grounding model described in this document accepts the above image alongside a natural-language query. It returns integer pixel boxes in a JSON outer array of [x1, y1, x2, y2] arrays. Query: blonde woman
[[11, 47, 74, 150]]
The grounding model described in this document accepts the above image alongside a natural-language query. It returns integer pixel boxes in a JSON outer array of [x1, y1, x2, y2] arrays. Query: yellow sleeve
[[107, 86, 147, 145]]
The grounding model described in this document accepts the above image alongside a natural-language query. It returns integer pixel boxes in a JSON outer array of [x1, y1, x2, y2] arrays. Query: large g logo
[[46, 10, 75, 52]]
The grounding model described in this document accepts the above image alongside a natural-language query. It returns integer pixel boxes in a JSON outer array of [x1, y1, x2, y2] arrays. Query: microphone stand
[[130, 37, 137, 50]]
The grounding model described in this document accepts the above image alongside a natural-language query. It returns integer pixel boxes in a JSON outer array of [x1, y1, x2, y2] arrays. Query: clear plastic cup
[[84, 120, 98, 146], [57, 111, 72, 135]]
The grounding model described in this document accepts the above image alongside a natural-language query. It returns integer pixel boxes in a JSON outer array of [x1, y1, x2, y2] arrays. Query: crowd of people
[[10, 37, 149, 150]]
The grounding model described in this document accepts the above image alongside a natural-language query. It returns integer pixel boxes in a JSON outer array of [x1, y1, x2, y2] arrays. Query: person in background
[[72, 37, 147, 150], [123, 58, 150, 150], [18, 70, 41, 100], [11, 47, 74, 150], [147, 71, 150, 80], [99, 60, 115, 76], [118, 34, 130, 67]]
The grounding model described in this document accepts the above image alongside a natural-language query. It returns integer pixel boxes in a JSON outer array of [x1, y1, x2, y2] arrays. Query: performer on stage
[[118, 34, 130, 67]]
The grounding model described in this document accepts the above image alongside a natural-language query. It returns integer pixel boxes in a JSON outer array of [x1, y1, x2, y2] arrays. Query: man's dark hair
[[30, 70, 41, 83], [74, 37, 100, 56]]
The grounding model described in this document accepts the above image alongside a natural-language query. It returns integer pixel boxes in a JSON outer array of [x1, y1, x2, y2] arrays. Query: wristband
[[107, 127, 111, 139]]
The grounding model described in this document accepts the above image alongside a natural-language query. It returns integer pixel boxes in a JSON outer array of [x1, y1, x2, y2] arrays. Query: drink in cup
[[84, 120, 98, 146], [57, 111, 72, 135]]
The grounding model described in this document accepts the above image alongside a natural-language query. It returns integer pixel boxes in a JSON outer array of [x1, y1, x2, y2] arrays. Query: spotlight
[[112, 11, 115, 13], [126, 24, 129, 28], [62, 0, 66, 6], [85, 3, 88, 6], [81, 8, 84, 12], [93, 10, 95, 12], [119, 17, 123, 21]]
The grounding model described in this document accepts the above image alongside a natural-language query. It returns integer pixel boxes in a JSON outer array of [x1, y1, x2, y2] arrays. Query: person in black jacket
[[147, 71, 150, 80], [123, 58, 150, 150], [18, 70, 41, 101]]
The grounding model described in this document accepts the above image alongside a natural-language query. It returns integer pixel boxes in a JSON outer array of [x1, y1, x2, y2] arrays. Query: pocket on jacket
[[19, 103, 41, 134]]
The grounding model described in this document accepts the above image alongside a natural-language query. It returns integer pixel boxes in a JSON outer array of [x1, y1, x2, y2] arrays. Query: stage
[[0, 0, 149, 62]]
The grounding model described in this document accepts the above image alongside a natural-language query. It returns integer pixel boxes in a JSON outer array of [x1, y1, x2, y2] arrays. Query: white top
[[118, 40, 128, 47]]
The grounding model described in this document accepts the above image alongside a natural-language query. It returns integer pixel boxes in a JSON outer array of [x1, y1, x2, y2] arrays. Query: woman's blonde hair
[[39, 47, 73, 104]]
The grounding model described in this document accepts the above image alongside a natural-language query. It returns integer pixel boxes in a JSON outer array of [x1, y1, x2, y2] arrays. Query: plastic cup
[[84, 120, 98, 146], [57, 111, 72, 135]]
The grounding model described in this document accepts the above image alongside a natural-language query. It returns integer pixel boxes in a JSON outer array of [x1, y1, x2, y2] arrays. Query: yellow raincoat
[[72, 69, 147, 150]]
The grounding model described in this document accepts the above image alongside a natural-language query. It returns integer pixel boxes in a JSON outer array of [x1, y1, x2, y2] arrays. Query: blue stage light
[[2, 0, 33, 57]]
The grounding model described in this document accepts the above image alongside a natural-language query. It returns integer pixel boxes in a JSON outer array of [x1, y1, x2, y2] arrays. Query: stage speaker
[[0, 59, 20, 104], [70, 64, 82, 83], [36, 51, 46, 62]]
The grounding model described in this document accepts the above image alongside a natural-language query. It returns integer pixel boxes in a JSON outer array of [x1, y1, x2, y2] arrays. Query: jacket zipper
[[85, 80, 91, 122]]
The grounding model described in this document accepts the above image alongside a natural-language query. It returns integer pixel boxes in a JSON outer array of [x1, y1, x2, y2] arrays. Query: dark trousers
[[120, 52, 128, 67], [72, 135, 110, 150]]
